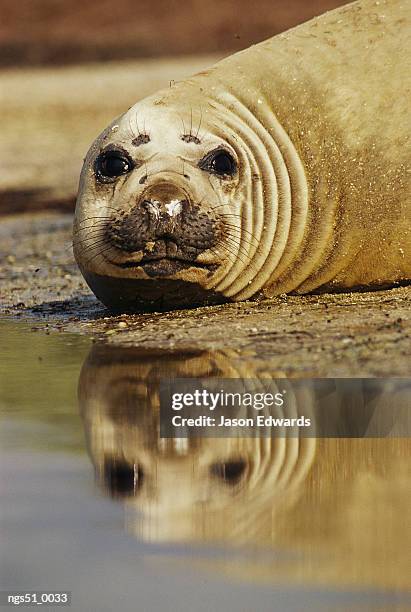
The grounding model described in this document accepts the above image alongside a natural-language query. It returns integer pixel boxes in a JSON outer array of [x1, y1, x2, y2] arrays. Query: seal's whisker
[[76, 233, 107, 244], [73, 232, 107, 245], [81, 244, 110, 257], [71, 240, 106, 254], [72, 227, 107, 238], [73, 219, 109, 229], [206, 174, 217, 194], [217, 212, 243, 218], [195, 107, 203, 141], [177, 112, 186, 137], [208, 246, 236, 267], [221, 230, 253, 252], [75, 205, 118, 218], [83, 244, 114, 267], [73, 222, 108, 232], [220, 242, 260, 273], [66, 237, 99, 253], [74, 224, 107, 232], [75, 215, 112, 223], [221, 234, 255, 262], [221, 227, 256, 249], [143, 117, 149, 139], [222, 225, 259, 244], [73, 224, 107, 234], [209, 203, 237, 212], [219, 233, 256, 261], [219, 214, 261, 238], [127, 114, 134, 139], [72, 234, 106, 248], [218, 246, 249, 269], [73, 221, 107, 230], [74, 239, 109, 254], [72, 224, 108, 236], [222, 234, 259, 253], [135, 114, 142, 137], [219, 216, 247, 225], [65, 233, 106, 254], [209, 202, 224, 211], [223, 235, 259, 255], [221, 223, 260, 244], [214, 240, 251, 268], [98, 205, 124, 213]]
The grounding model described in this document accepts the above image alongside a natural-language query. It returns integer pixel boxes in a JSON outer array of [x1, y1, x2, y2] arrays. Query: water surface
[[1, 320, 409, 611]]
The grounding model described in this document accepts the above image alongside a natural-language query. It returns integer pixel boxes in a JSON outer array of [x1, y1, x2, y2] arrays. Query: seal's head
[[74, 91, 246, 311]]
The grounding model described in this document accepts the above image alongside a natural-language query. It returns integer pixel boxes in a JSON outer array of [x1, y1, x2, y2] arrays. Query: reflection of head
[[79, 347, 410, 590], [79, 344, 316, 544]]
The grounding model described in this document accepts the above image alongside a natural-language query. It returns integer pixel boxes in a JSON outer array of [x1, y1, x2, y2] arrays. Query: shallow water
[[1, 320, 410, 611]]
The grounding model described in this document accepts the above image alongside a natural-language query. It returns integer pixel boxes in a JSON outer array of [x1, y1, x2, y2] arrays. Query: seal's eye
[[199, 148, 237, 178], [102, 459, 144, 498], [210, 459, 247, 485], [95, 150, 133, 182]]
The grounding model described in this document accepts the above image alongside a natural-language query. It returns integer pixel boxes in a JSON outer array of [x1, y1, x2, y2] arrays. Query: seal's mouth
[[114, 256, 216, 277]]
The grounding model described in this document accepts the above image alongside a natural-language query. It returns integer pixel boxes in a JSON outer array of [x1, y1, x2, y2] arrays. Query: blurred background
[[0, 0, 347, 213], [2, 0, 348, 67]]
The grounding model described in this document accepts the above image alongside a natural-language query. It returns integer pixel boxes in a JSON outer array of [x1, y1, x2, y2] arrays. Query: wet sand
[[1, 211, 410, 377]]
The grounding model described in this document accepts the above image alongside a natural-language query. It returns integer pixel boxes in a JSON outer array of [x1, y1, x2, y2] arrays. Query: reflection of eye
[[210, 460, 247, 485], [198, 148, 237, 178], [95, 150, 134, 182], [102, 459, 144, 497]]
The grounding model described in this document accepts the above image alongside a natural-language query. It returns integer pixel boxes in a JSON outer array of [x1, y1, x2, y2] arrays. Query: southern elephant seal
[[74, 0, 410, 311]]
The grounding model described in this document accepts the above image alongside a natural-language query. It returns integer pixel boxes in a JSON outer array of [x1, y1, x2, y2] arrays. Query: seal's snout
[[139, 182, 188, 235], [103, 178, 222, 282], [141, 183, 188, 215]]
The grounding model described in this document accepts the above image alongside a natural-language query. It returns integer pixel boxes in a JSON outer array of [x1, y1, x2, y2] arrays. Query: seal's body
[[74, 0, 410, 311]]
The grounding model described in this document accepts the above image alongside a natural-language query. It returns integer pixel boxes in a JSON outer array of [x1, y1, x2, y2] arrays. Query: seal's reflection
[[78, 344, 409, 549], [79, 345, 321, 543]]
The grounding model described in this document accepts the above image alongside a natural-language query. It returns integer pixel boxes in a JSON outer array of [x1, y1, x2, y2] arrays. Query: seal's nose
[[140, 183, 188, 220], [139, 182, 190, 236]]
